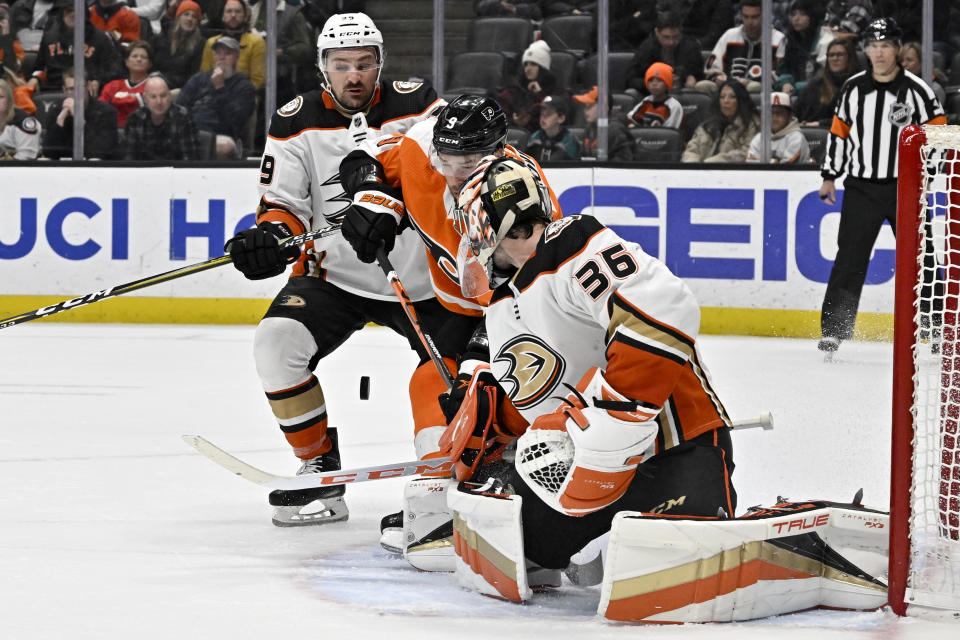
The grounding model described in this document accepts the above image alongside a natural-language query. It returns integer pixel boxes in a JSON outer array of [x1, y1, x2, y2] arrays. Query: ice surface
[[0, 324, 955, 638]]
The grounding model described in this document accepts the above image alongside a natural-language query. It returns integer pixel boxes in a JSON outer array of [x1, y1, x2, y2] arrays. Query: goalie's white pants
[[598, 506, 890, 623]]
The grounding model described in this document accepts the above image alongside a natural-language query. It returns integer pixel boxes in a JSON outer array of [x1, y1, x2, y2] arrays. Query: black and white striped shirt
[[821, 67, 945, 181]]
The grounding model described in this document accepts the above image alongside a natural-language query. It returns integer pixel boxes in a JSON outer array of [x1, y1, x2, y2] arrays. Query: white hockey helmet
[[317, 12, 384, 75]]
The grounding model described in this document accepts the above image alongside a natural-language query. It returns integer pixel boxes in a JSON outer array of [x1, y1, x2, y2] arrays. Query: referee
[[817, 18, 946, 357]]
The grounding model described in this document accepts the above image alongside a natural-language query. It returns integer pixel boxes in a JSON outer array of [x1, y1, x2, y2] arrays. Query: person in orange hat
[[152, 0, 206, 89], [572, 85, 635, 161], [626, 62, 682, 128]]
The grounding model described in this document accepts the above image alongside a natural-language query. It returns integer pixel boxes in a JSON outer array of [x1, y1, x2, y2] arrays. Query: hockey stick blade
[[182, 435, 453, 490], [730, 412, 774, 431], [0, 226, 341, 330]]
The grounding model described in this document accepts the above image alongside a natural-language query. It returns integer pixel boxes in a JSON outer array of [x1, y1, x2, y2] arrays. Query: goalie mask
[[316, 13, 384, 111], [454, 158, 552, 297]]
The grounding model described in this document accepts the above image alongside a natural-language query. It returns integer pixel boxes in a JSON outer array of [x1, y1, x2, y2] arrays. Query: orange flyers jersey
[[257, 82, 444, 301], [486, 214, 731, 451], [365, 118, 562, 316]]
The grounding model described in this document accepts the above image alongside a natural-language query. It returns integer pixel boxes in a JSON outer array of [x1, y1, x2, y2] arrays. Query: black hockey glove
[[340, 187, 404, 263], [225, 223, 300, 280]]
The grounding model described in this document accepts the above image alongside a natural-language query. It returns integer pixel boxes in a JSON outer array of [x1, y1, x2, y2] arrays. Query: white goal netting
[[907, 125, 960, 615]]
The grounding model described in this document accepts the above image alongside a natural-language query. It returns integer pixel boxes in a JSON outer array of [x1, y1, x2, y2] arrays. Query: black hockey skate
[[269, 428, 349, 526]]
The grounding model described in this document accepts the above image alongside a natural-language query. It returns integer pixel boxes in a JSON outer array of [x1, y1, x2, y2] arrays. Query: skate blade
[[272, 498, 349, 527]]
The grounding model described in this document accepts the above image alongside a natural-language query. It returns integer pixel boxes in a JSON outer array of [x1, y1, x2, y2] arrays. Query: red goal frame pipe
[[890, 124, 926, 616]]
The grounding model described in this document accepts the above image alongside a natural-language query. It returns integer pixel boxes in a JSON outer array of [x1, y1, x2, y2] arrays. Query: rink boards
[[0, 165, 895, 339]]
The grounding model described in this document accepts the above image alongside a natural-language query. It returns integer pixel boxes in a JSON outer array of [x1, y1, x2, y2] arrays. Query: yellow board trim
[[0, 297, 894, 341]]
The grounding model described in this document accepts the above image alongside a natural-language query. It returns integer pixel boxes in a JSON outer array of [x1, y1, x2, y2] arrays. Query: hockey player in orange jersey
[[222, 13, 457, 528], [335, 96, 562, 565]]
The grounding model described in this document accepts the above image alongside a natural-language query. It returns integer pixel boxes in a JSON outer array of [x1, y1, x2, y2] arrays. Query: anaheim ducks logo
[[277, 295, 306, 307], [494, 335, 565, 409], [393, 80, 422, 94], [277, 96, 303, 117]]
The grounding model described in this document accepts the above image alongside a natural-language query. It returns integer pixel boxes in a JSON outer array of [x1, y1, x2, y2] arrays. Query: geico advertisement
[[0, 165, 892, 312]]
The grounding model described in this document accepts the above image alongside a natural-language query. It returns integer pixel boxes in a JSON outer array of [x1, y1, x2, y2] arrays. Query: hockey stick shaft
[[0, 226, 341, 330], [730, 412, 774, 431], [183, 435, 453, 490], [375, 245, 456, 390]]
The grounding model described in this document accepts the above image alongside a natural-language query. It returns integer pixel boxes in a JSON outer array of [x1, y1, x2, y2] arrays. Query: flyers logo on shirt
[[494, 335, 565, 409]]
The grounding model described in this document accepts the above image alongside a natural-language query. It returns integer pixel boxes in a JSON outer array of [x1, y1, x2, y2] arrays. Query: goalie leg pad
[[598, 502, 889, 623], [402, 477, 457, 572], [449, 484, 532, 603]]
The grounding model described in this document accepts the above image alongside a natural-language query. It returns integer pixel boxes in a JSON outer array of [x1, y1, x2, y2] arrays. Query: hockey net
[[891, 124, 960, 619]]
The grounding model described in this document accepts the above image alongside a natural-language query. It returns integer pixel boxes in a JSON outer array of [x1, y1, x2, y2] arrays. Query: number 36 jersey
[[486, 215, 732, 452], [256, 81, 444, 301]]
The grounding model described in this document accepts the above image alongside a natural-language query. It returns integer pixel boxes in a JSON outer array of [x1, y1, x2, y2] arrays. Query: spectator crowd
[[0, 0, 958, 163]]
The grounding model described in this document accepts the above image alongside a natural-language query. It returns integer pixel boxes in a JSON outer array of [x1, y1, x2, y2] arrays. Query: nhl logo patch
[[393, 80, 422, 94], [277, 96, 303, 117], [888, 101, 915, 127]]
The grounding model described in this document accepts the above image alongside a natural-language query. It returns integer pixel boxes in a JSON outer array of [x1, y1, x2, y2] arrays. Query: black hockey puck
[[359, 375, 370, 400]]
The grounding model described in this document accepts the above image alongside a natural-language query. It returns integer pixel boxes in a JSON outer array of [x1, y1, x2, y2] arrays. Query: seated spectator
[[89, 0, 142, 48], [10, 0, 54, 53], [43, 67, 119, 158], [249, 0, 315, 101], [177, 35, 254, 158], [99, 39, 152, 126], [473, 0, 542, 20], [746, 91, 810, 163], [625, 11, 703, 94], [796, 36, 858, 126], [28, 0, 122, 96], [526, 93, 580, 162], [0, 6, 25, 72], [626, 62, 682, 128], [199, 0, 265, 88], [541, 1, 594, 18], [900, 41, 947, 112], [131, 0, 166, 35], [698, 0, 786, 94], [124, 73, 200, 159], [822, 0, 874, 40], [659, 0, 732, 50], [777, 0, 828, 95], [495, 39, 561, 131], [161, 0, 228, 36], [682, 79, 758, 163], [609, 0, 657, 51], [153, 0, 205, 89], [0, 77, 40, 158], [573, 85, 635, 161], [499, 89, 538, 133]]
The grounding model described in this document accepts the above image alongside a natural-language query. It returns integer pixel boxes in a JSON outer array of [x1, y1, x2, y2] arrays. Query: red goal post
[[891, 123, 960, 620]]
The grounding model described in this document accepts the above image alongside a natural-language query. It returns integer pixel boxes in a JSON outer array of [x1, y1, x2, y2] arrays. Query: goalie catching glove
[[225, 222, 301, 280], [437, 362, 520, 482], [515, 367, 658, 516]]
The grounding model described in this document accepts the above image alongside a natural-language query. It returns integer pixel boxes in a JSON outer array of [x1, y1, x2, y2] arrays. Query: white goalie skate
[[379, 477, 457, 571]]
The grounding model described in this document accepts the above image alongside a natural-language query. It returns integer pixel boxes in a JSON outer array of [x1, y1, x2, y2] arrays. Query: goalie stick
[[184, 414, 771, 491], [182, 435, 453, 490], [0, 225, 341, 330]]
